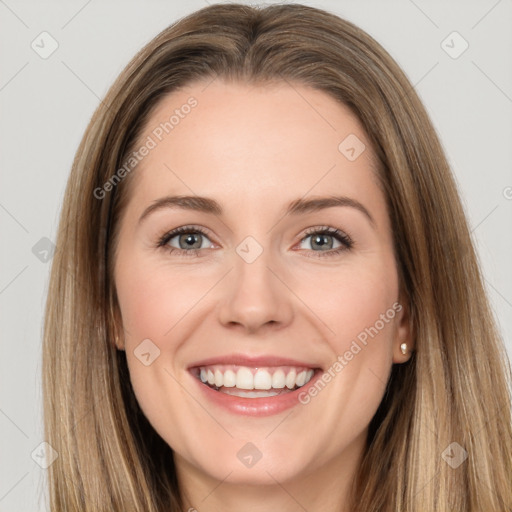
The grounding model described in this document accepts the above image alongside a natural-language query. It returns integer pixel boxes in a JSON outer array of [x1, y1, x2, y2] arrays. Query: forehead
[[124, 79, 383, 219]]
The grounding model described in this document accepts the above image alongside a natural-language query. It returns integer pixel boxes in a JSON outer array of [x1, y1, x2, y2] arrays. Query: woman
[[42, 3, 512, 511]]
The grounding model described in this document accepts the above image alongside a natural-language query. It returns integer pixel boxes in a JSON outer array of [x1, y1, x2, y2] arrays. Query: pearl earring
[[400, 343, 408, 355]]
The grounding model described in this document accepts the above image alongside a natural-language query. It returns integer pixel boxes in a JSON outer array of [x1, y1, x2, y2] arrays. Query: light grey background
[[1, 0, 511, 510]]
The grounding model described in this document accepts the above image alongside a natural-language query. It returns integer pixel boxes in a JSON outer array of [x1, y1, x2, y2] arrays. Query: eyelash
[[156, 225, 354, 258]]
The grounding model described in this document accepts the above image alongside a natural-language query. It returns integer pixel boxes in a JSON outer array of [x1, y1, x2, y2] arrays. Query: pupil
[[312, 234, 333, 250], [180, 233, 201, 249]]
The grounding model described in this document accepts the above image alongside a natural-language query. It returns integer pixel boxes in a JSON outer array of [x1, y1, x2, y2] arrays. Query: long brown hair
[[42, 3, 512, 510]]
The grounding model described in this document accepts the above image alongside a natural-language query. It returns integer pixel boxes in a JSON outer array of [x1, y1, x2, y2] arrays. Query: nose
[[217, 248, 294, 334]]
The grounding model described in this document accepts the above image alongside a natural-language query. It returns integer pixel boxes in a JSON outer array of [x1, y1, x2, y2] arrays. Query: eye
[[157, 226, 214, 256], [298, 227, 353, 256], [156, 225, 353, 258]]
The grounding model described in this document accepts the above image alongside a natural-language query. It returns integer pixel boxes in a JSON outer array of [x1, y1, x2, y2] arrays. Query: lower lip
[[191, 370, 322, 416]]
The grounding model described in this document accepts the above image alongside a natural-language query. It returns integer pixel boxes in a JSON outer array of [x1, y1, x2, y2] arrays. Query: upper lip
[[188, 353, 322, 369]]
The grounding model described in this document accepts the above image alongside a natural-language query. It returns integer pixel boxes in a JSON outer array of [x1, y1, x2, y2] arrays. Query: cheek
[[291, 259, 400, 417], [115, 253, 213, 342], [114, 254, 205, 448], [331, 282, 399, 358], [290, 282, 398, 456], [290, 258, 400, 354]]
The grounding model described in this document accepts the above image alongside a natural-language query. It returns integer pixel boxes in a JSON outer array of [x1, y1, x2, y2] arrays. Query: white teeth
[[197, 365, 315, 391], [236, 367, 254, 390], [253, 369, 272, 390], [272, 369, 286, 389], [285, 370, 297, 389], [221, 388, 283, 398], [296, 370, 307, 387], [223, 369, 236, 388]]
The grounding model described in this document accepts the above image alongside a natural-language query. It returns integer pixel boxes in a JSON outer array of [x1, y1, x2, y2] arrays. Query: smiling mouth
[[192, 365, 317, 398]]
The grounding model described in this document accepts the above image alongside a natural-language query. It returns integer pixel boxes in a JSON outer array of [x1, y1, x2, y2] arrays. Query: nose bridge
[[217, 236, 293, 331]]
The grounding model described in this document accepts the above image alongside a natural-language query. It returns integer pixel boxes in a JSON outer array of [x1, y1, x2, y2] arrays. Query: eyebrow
[[138, 194, 375, 227]]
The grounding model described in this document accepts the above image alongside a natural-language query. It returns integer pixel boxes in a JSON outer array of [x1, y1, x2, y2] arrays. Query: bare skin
[[113, 80, 412, 512]]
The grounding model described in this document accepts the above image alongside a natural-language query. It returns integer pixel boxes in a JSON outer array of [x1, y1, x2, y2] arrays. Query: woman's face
[[113, 80, 411, 488]]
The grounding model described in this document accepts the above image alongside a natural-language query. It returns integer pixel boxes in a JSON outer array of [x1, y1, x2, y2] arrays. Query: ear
[[114, 332, 126, 351], [109, 299, 126, 351], [392, 296, 414, 364]]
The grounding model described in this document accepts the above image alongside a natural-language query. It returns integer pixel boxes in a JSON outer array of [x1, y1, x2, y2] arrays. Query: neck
[[175, 431, 366, 512]]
